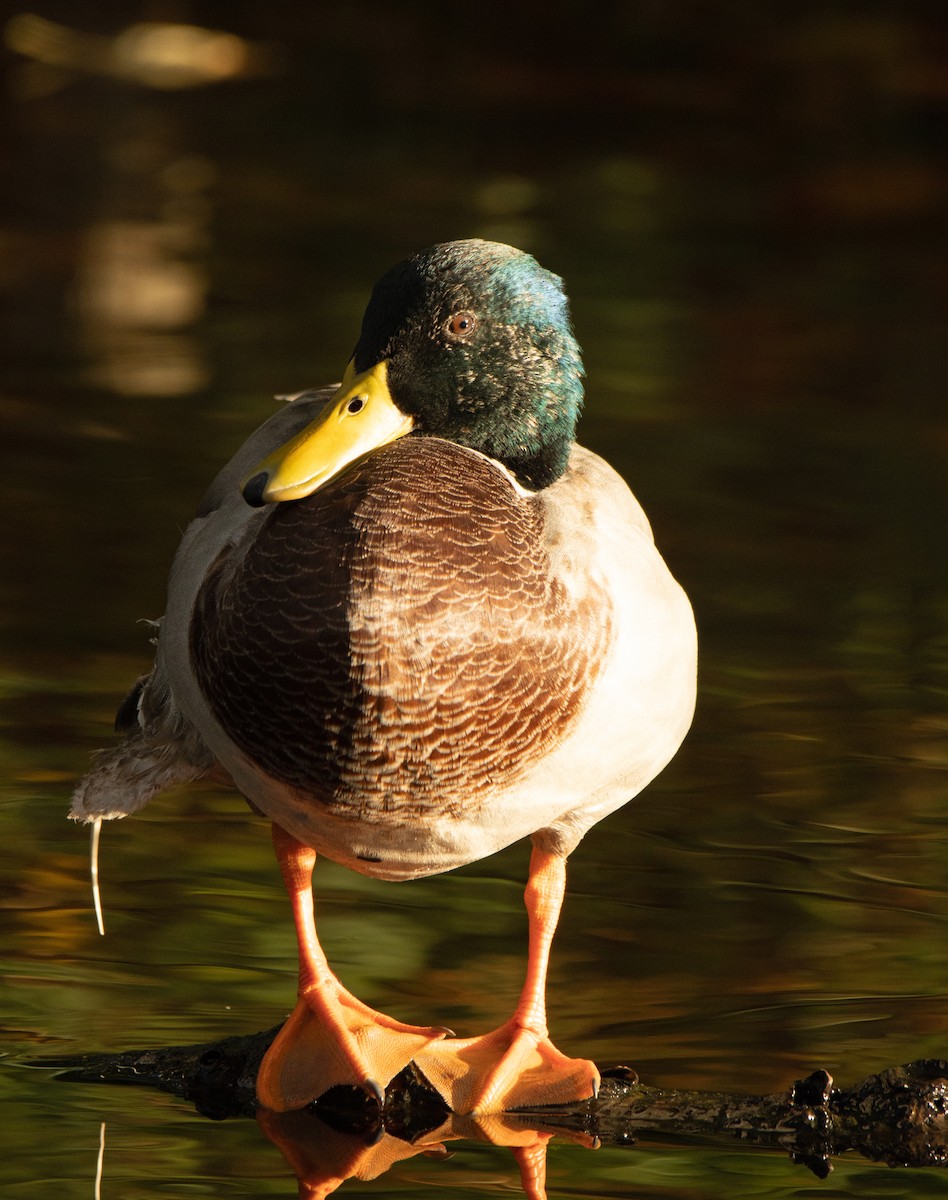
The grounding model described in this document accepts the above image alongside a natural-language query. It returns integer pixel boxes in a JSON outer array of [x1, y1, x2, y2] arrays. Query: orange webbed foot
[[413, 1017, 600, 1114], [256, 984, 448, 1112], [260, 823, 449, 1111], [415, 845, 600, 1114]]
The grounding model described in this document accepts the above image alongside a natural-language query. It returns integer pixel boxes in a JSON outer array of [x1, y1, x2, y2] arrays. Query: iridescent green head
[[242, 240, 584, 506], [355, 240, 584, 490]]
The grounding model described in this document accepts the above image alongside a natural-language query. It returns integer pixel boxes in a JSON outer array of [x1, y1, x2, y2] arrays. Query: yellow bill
[[242, 360, 414, 505]]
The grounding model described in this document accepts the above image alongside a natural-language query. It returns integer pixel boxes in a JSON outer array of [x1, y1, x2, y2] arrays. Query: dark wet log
[[41, 1029, 948, 1174]]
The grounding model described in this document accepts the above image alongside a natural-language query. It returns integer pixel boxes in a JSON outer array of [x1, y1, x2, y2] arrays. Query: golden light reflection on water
[[77, 218, 209, 396], [71, 116, 218, 396], [5, 13, 275, 96]]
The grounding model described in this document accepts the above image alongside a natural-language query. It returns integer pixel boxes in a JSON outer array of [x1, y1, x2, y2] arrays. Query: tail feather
[[70, 734, 212, 822], [70, 662, 218, 823]]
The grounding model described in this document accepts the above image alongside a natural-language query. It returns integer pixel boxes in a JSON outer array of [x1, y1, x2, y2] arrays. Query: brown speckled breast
[[190, 437, 612, 824]]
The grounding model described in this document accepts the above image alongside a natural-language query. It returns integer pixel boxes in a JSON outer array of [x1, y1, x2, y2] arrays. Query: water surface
[[2, 5, 947, 1196]]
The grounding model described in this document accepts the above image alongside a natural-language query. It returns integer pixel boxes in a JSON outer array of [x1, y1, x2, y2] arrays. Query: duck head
[[242, 240, 584, 506]]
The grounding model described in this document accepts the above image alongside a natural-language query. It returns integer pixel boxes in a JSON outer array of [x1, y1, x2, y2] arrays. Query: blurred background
[[1, 2, 947, 1196]]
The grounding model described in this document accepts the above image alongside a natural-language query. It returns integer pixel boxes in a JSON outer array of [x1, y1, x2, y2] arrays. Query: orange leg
[[256, 823, 448, 1112], [414, 844, 600, 1114]]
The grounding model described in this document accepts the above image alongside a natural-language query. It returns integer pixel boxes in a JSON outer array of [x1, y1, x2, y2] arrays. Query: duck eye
[[446, 311, 477, 340], [346, 396, 366, 414]]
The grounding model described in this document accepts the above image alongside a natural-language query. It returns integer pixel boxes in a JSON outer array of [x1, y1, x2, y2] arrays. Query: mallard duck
[[71, 239, 697, 1115]]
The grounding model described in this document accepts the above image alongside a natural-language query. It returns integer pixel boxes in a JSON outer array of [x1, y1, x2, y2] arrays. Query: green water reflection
[[2, 3, 948, 1196]]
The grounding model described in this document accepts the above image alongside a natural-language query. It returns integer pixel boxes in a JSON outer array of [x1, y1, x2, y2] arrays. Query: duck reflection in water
[[259, 1105, 598, 1200], [71, 240, 696, 1114]]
